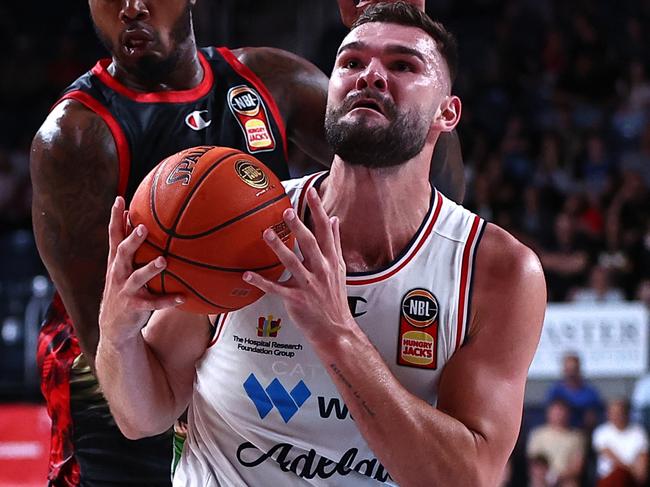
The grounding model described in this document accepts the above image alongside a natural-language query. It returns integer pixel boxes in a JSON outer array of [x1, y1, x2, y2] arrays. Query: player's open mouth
[[121, 28, 154, 55], [350, 98, 385, 115]]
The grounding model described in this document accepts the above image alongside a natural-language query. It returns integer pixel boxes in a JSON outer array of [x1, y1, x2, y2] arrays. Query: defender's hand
[[337, 0, 426, 29], [244, 188, 354, 344], [99, 197, 183, 346]]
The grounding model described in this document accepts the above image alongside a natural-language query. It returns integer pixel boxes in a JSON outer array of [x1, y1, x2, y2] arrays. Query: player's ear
[[432, 96, 461, 133]]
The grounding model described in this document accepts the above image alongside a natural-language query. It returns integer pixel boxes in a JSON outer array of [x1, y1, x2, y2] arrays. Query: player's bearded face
[[94, 1, 192, 83], [325, 89, 430, 168]]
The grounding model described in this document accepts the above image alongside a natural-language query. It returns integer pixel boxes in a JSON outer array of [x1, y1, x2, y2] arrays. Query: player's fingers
[[243, 271, 292, 298], [331, 216, 346, 271], [262, 228, 311, 286], [107, 197, 126, 265], [124, 256, 166, 293], [337, 0, 359, 28], [139, 294, 186, 311], [282, 208, 324, 270], [113, 224, 147, 279], [306, 188, 337, 260]]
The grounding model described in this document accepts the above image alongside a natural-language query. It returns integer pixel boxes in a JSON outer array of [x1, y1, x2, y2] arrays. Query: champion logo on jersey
[[257, 315, 282, 337], [347, 296, 368, 318], [185, 110, 212, 131], [397, 288, 439, 369], [243, 373, 311, 423]]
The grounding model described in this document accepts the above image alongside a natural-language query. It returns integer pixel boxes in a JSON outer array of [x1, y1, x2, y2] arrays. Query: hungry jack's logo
[[257, 315, 282, 337], [397, 288, 439, 369], [227, 85, 276, 153]]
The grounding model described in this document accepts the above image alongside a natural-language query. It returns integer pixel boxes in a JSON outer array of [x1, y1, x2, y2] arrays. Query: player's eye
[[344, 59, 361, 69], [392, 61, 413, 72]]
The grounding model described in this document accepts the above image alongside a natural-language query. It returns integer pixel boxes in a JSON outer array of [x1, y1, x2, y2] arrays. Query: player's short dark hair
[[352, 1, 458, 83]]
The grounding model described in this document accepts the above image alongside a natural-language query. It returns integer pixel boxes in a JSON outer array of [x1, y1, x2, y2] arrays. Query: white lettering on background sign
[[528, 303, 649, 378]]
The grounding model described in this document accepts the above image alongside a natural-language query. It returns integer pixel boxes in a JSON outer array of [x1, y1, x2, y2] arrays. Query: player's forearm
[[53, 277, 103, 365], [314, 327, 499, 487], [96, 332, 177, 439]]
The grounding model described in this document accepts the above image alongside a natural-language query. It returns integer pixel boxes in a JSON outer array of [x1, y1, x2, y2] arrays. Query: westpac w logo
[[243, 373, 311, 423]]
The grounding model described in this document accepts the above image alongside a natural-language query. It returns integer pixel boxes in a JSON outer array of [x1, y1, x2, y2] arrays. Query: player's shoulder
[[469, 223, 546, 334], [475, 223, 544, 291], [34, 98, 109, 150], [31, 98, 116, 174], [232, 46, 319, 76], [230, 47, 328, 111]]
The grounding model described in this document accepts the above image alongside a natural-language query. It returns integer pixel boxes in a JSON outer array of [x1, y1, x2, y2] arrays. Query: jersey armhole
[[208, 313, 230, 348], [455, 217, 486, 351], [54, 91, 131, 197]]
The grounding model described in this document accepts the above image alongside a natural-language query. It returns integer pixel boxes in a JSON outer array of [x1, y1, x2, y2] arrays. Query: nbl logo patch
[[397, 288, 439, 369], [227, 85, 276, 154]]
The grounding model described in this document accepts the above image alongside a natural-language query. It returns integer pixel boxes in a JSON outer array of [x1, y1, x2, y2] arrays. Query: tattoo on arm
[[330, 363, 376, 417], [31, 103, 119, 360]]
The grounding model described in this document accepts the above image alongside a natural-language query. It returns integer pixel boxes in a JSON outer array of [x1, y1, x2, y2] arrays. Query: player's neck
[[109, 37, 203, 93], [319, 156, 432, 273]]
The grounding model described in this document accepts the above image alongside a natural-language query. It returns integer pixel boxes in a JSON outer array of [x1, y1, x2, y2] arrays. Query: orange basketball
[[128, 146, 294, 314]]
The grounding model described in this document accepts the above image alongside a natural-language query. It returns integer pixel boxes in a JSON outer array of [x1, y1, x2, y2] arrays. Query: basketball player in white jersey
[[96, 3, 546, 485]]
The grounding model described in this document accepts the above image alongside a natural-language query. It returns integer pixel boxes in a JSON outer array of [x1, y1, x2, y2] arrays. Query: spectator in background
[[579, 133, 614, 197], [540, 213, 593, 301], [631, 371, 650, 434], [547, 352, 604, 429], [570, 265, 626, 303], [593, 399, 648, 486], [528, 454, 553, 487], [636, 280, 650, 309], [527, 399, 585, 486]]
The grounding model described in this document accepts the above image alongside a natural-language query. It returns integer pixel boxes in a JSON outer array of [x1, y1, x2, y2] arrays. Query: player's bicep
[[437, 225, 546, 469], [31, 102, 118, 265], [142, 308, 213, 414], [30, 100, 119, 355]]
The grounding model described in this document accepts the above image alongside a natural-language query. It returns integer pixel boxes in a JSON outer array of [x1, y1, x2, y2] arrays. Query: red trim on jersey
[[57, 91, 130, 197], [455, 215, 482, 352], [297, 173, 323, 219], [209, 313, 229, 347], [90, 51, 213, 103], [217, 47, 289, 162], [346, 190, 444, 286]]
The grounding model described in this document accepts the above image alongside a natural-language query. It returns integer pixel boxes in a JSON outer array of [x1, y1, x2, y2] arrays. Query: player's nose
[[120, 0, 150, 22], [355, 59, 387, 92]]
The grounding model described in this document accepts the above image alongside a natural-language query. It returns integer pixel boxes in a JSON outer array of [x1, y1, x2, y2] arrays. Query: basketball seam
[[151, 146, 233, 235], [163, 270, 239, 311], [166, 192, 289, 239], [141, 239, 283, 273]]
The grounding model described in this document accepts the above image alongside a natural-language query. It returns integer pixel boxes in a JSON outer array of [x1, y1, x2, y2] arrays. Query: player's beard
[[94, 2, 193, 85], [324, 92, 430, 169]]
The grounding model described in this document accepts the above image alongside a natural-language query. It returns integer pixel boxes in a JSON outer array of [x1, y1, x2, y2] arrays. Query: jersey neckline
[[91, 50, 214, 103], [297, 172, 443, 286]]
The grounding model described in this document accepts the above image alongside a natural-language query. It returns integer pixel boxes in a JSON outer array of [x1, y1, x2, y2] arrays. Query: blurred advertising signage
[[528, 303, 649, 378]]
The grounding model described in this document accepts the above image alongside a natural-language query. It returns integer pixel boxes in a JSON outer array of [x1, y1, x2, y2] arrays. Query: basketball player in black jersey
[[30, 0, 462, 485]]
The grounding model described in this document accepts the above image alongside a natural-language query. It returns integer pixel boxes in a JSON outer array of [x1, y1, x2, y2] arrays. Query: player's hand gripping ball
[[128, 146, 294, 314]]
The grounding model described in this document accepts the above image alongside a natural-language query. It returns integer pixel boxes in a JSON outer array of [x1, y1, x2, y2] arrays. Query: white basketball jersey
[[175, 173, 486, 486]]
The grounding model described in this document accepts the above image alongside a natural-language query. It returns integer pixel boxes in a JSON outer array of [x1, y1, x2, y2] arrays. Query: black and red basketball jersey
[[61, 46, 289, 202], [37, 47, 289, 486]]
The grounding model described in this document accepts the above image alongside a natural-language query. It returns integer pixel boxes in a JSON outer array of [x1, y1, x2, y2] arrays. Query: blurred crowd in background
[[1, 0, 650, 485]]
